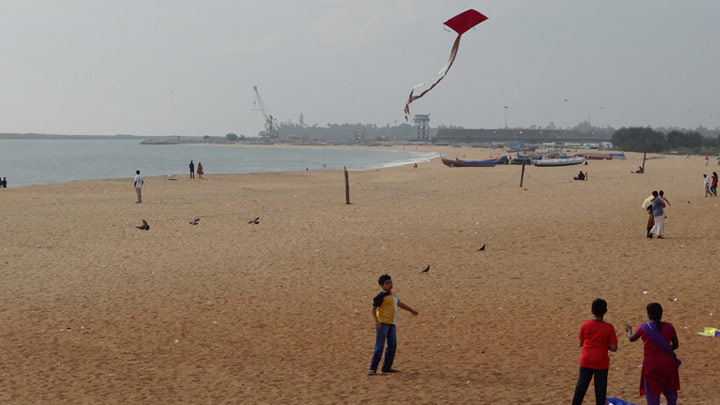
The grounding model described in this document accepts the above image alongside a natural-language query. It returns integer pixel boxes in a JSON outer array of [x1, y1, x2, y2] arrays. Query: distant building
[[355, 132, 364, 141], [413, 114, 430, 140], [436, 128, 611, 144]]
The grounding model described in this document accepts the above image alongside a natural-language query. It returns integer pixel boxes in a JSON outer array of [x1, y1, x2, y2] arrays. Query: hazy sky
[[1, 1, 718, 136]]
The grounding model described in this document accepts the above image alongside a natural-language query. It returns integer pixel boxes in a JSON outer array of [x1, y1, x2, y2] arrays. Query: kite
[[404, 9, 488, 120]]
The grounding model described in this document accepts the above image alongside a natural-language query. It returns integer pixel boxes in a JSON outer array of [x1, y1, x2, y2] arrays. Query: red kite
[[404, 9, 488, 120]]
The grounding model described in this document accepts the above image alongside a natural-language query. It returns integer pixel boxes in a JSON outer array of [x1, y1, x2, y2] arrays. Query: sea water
[[0, 139, 437, 188]]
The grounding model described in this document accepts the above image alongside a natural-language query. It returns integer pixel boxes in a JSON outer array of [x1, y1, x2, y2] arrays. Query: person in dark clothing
[[189, 160, 195, 179], [574, 171, 586, 181]]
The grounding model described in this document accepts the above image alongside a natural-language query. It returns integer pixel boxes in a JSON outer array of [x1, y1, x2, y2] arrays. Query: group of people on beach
[[703, 172, 718, 197], [643, 190, 669, 239], [572, 299, 680, 405], [368, 276, 680, 405], [189, 160, 204, 179]]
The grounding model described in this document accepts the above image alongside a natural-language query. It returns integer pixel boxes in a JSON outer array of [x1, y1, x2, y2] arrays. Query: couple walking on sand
[[643, 190, 669, 239], [704, 172, 718, 197]]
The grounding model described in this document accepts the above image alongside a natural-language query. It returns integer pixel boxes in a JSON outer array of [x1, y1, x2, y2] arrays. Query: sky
[[1, 0, 718, 137]]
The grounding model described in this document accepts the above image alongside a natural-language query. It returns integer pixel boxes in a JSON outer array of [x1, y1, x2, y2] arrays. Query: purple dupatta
[[640, 322, 681, 367]]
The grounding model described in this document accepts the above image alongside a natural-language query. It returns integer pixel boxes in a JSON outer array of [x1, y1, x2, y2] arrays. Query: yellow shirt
[[373, 292, 400, 325]]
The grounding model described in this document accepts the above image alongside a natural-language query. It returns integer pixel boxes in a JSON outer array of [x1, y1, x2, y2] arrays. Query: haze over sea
[[0, 139, 437, 188]]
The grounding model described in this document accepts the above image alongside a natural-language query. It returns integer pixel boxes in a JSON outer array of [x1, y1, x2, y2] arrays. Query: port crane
[[252, 86, 278, 138]]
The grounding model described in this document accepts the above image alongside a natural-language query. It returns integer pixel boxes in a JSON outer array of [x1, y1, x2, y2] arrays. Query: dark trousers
[[572, 367, 608, 405], [369, 323, 397, 372]]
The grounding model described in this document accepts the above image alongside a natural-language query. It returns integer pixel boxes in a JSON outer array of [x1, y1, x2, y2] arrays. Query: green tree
[[226, 133, 238, 142], [611, 127, 666, 152]]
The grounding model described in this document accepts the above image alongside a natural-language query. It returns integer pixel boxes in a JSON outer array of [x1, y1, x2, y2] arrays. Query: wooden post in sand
[[520, 161, 526, 187], [641, 152, 647, 173], [344, 166, 350, 204]]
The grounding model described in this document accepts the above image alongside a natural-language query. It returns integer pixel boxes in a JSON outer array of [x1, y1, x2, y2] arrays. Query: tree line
[[611, 127, 720, 153]]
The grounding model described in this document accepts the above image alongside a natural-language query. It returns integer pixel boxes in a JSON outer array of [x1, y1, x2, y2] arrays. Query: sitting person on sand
[[573, 171, 586, 181], [633, 166, 644, 174]]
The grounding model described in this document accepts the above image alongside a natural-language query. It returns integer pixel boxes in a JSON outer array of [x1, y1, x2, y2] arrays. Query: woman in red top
[[572, 298, 618, 405], [711, 172, 718, 197], [626, 302, 680, 405]]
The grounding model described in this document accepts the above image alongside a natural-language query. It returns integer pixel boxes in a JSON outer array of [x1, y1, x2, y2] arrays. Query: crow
[[248, 217, 260, 224], [421, 265, 430, 274], [190, 218, 200, 225], [477, 244, 486, 251], [137, 219, 149, 231]]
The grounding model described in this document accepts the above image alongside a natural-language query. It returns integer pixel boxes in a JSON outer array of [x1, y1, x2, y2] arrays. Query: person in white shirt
[[134, 170, 144, 203], [704, 174, 711, 198]]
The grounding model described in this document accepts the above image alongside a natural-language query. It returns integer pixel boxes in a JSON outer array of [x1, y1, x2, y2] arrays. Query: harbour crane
[[252, 86, 278, 138]]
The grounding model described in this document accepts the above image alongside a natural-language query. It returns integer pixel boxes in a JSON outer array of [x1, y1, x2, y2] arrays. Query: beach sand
[[1, 148, 719, 404]]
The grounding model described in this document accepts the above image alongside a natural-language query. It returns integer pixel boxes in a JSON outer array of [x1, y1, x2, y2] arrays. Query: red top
[[578, 319, 618, 369], [636, 322, 680, 397]]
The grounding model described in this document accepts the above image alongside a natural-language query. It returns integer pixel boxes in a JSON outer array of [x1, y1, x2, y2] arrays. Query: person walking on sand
[[571, 298, 618, 405], [642, 191, 657, 238], [197, 162, 204, 179], [189, 160, 195, 179], [134, 170, 143, 203], [626, 303, 680, 405], [711, 172, 718, 197], [368, 274, 418, 376], [648, 191, 666, 239], [704, 174, 712, 197], [705, 156, 709, 166]]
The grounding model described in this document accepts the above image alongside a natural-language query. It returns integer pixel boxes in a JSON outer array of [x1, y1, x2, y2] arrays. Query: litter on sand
[[697, 327, 720, 337]]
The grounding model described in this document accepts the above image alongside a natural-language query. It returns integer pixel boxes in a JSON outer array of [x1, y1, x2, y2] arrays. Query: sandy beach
[[1, 147, 719, 404]]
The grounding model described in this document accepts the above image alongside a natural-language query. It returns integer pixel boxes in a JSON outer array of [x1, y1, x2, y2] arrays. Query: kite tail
[[404, 34, 462, 121]]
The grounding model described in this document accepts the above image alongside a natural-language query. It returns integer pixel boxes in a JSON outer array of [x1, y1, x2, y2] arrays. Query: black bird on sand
[[421, 265, 430, 274], [190, 218, 200, 225], [136, 219, 150, 231], [477, 244, 486, 251], [248, 217, 260, 224]]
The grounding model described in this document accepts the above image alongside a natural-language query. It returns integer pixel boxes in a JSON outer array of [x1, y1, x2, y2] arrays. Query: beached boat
[[574, 153, 613, 160], [441, 157, 496, 167], [609, 152, 626, 160], [531, 156, 585, 167]]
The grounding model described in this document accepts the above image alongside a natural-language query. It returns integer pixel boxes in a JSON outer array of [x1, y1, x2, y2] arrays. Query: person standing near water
[[134, 170, 143, 203], [197, 162, 204, 179], [189, 160, 195, 179]]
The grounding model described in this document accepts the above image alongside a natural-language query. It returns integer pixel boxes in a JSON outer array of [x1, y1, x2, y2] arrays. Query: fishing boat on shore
[[574, 152, 613, 160], [531, 156, 585, 167], [441, 157, 496, 167]]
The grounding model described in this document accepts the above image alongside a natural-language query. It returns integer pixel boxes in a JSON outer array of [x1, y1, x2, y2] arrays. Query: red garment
[[636, 322, 680, 397], [713, 175, 718, 187], [578, 319, 618, 369]]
